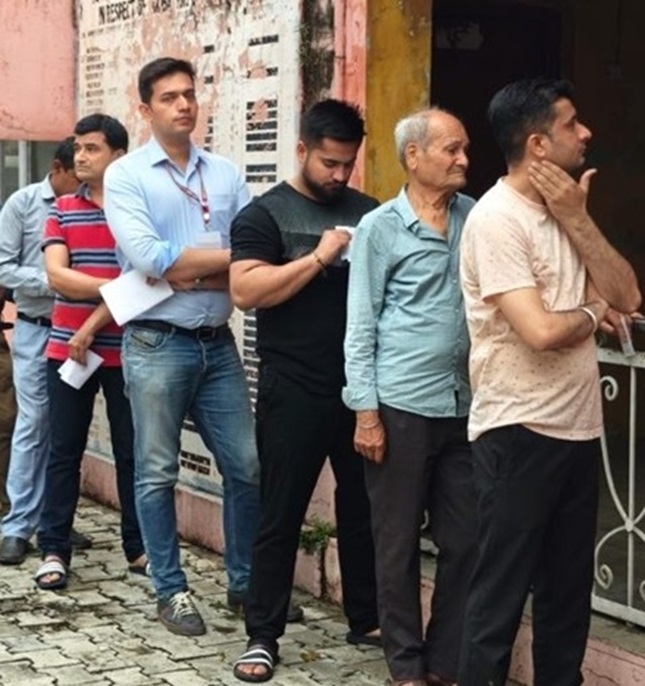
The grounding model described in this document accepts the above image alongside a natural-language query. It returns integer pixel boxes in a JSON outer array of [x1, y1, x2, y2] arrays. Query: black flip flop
[[35, 558, 68, 590], [233, 643, 280, 683], [128, 561, 151, 577]]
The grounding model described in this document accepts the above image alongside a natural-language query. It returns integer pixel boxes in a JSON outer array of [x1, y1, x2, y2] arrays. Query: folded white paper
[[99, 270, 174, 326], [58, 350, 104, 389], [335, 225, 356, 261]]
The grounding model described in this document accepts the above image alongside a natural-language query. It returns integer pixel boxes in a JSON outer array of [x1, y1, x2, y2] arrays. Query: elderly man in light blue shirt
[[343, 108, 477, 686], [104, 57, 260, 638], [0, 139, 80, 566]]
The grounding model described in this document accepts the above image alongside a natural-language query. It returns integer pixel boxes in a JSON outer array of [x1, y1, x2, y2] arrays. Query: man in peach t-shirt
[[459, 78, 641, 686]]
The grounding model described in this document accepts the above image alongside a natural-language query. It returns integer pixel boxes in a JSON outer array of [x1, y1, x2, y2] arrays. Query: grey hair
[[394, 107, 446, 168]]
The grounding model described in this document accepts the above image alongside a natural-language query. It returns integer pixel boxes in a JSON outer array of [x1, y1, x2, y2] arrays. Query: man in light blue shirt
[[0, 139, 80, 565], [104, 57, 260, 638], [343, 108, 477, 686]]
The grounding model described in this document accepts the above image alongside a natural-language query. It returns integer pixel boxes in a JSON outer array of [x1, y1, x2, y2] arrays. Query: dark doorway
[[431, 0, 645, 631], [431, 0, 563, 198]]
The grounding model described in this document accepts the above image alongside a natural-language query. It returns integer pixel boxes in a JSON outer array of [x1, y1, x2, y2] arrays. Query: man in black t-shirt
[[230, 99, 380, 683]]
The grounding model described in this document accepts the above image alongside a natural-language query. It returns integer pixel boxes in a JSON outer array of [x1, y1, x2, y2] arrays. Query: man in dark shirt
[[230, 99, 379, 682]]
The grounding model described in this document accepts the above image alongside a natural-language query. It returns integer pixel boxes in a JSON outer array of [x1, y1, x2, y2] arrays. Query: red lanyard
[[164, 160, 210, 227]]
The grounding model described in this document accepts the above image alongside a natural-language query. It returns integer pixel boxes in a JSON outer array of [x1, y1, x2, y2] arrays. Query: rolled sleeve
[[104, 164, 183, 278], [0, 191, 50, 296], [342, 218, 386, 411]]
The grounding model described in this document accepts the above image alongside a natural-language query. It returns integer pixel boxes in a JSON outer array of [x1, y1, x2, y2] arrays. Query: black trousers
[[37, 361, 145, 566], [245, 368, 379, 649], [458, 425, 600, 686], [365, 405, 477, 681]]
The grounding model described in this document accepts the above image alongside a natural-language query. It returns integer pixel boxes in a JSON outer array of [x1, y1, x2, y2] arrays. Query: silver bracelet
[[578, 305, 599, 333]]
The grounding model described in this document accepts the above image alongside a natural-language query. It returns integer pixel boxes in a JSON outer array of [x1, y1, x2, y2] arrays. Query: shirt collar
[[394, 186, 458, 236], [41, 175, 56, 202], [75, 183, 91, 201], [146, 135, 204, 174], [70, 183, 102, 208], [393, 186, 419, 230]]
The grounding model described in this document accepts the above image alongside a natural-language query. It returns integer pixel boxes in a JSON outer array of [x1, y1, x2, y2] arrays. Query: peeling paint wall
[[76, 0, 301, 178], [300, 0, 335, 109], [78, 0, 302, 495], [332, 0, 367, 190], [0, 1, 76, 140]]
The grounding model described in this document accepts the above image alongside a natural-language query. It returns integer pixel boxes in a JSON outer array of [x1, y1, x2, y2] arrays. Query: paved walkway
[[0, 497, 390, 686]]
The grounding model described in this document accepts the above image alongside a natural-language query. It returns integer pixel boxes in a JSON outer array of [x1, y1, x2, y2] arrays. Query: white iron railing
[[593, 347, 645, 626]]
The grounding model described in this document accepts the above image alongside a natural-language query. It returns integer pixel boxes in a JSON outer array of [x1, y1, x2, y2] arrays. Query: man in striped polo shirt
[[34, 114, 146, 590]]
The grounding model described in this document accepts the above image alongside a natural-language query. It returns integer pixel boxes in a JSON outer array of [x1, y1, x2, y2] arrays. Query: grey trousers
[[364, 404, 477, 681]]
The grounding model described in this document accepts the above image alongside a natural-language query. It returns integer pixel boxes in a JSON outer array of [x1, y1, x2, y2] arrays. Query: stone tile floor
[[0, 498, 522, 685], [0, 498, 391, 686]]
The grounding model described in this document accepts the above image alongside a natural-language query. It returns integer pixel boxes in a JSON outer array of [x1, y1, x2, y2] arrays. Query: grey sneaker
[[157, 591, 206, 636]]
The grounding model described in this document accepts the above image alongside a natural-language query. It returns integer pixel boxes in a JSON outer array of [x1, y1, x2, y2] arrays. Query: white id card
[[195, 231, 222, 248]]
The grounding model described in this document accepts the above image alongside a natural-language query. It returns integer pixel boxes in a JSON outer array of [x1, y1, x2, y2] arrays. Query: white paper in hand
[[58, 350, 104, 389], [99, 271, 174, 326], [335, 225, 356, 261]]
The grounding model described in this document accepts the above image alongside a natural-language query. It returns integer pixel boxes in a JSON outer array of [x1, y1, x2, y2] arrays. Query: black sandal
[[233, 642, 280, 683]]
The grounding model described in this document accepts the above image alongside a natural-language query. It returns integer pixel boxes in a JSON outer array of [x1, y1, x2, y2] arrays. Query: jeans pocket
[[126, 327, 169, 351]]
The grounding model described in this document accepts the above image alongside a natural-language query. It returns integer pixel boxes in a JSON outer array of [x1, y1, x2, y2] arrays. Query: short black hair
[[488, 78, 576, 164], [74, 114, 129, 153], [53, 136, 76, 171], [138, 57, 196, 104], [300, 99, 366, 146]]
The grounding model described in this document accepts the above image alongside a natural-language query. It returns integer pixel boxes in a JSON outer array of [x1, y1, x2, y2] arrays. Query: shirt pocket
[[206, 193, 236, 233]]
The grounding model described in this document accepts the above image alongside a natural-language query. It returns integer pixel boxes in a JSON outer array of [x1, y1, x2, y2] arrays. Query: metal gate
[[593, 347, 645, 627]]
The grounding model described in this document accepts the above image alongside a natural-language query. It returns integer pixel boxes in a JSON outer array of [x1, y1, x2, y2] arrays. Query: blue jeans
[[37, 361, 145, 566], [122, 324, 260, 601], [2, 319, 50, 539]]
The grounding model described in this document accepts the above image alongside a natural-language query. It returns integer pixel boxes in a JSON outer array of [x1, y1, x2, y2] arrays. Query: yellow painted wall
[[364, 1, 432, 201]]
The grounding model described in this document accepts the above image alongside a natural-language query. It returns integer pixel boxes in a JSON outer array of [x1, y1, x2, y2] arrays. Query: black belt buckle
[[195, 325, 220, 341]]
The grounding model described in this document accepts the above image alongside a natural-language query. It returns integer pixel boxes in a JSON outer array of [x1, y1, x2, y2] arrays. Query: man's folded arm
[[230, 256, 324, 310], [492, 286, 607, 351], [44, 242, 109, 300]]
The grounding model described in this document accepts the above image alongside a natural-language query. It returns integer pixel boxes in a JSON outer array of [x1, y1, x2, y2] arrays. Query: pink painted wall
[[333, 0, 367, 189], [0, 0, 76, 140]]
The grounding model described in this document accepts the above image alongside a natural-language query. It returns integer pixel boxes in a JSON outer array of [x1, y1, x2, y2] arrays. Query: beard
[[301, 170, 347, 204]]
